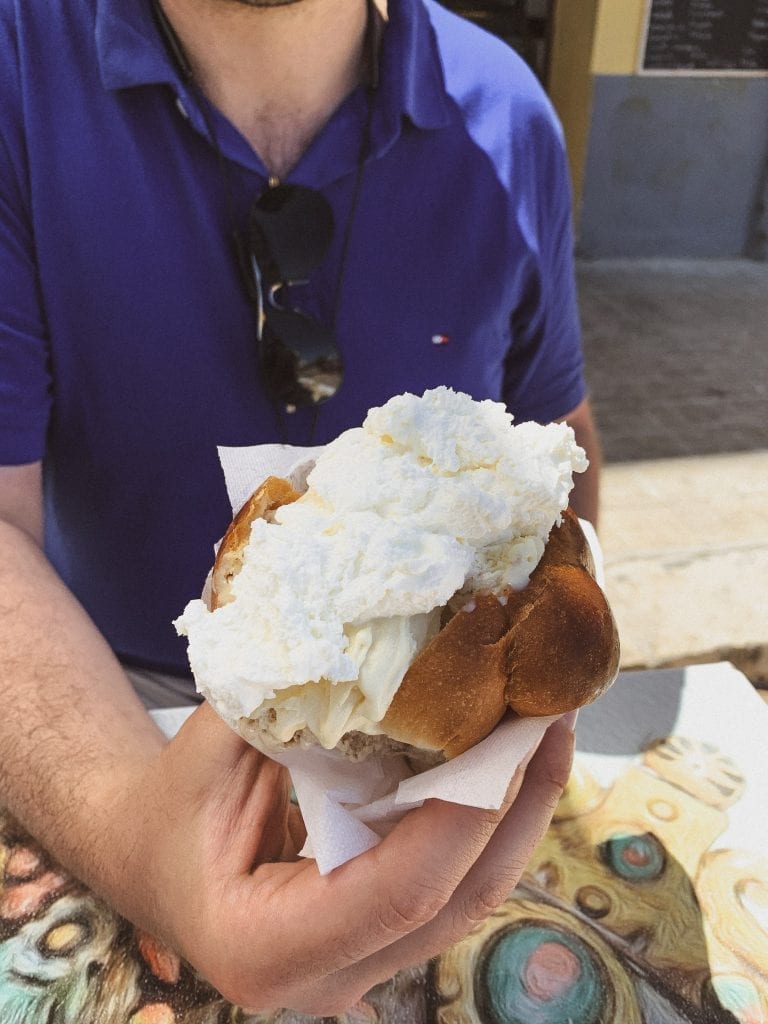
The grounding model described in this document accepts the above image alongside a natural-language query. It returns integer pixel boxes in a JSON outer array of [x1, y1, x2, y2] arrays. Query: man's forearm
[[0, 518, 165, 888], [568, 446, 601, 527], [558, 398, 602, 529]]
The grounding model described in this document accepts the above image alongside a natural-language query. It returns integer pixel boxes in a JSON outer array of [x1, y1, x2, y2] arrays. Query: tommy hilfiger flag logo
[[431, 334, 450, 346]]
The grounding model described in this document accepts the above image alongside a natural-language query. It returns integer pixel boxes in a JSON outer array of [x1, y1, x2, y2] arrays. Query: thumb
[[166, 700, 294, 871], [166, 699, 257, 785]]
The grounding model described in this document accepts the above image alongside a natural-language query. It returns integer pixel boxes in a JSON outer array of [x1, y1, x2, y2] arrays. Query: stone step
[[599, 450, 768, 686]]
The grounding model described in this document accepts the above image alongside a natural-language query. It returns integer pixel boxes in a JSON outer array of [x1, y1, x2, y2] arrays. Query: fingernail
[[561, 709, 579, 732]]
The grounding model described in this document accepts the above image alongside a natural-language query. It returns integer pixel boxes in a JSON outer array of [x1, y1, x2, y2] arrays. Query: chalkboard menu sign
[[641, 0, 768, 71]]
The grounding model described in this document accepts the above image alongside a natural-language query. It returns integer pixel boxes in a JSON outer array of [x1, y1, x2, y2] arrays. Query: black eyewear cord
[[152, 0, 377, 435]]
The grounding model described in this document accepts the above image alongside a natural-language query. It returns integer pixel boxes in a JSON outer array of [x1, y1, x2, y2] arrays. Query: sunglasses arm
[[248, 252, 267, 341]]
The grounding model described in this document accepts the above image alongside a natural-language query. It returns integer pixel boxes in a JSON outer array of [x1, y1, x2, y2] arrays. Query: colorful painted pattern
[[1, 733, 766, 1023]]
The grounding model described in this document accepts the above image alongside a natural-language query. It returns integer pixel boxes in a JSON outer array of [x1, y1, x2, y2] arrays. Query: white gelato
[[174, 386, 587, 753]]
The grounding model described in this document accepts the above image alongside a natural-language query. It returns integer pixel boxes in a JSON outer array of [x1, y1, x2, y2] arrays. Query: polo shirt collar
[[95, 0, 451, 131], [377, 0, 451, 132], [95, 0, 176, 91]]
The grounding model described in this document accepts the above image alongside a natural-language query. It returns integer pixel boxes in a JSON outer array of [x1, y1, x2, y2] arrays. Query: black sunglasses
[[243, 184, 344, 411]]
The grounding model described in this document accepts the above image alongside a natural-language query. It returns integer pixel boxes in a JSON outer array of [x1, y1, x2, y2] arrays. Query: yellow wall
[[547, 0, 601, 211], [591, 0, 648, 74], [548, 0, 649, 210]]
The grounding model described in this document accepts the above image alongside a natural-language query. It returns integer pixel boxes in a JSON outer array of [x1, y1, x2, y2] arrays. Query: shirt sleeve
[[502, 103, 586, 425], [0, 122, 52, 466]]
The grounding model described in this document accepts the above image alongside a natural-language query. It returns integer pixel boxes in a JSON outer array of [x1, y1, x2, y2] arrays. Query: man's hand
[[110, 704, 573, 1016], [0, 461, 573, 1017]]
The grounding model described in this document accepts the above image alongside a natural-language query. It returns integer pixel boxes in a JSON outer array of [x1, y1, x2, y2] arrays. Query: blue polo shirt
[[0, 0, 585, 676]]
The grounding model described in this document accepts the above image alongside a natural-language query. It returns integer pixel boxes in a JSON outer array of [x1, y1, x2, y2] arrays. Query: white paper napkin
[[207, 444, 573, 874], [255, 711, 558, 873]]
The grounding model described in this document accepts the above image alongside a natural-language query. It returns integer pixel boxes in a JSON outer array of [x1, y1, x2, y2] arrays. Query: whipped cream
[[174, 387, 587, 751]]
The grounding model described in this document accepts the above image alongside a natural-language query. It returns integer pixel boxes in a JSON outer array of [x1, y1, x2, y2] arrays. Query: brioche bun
[[209, 476, 620, 762], [211, 476, 302, 609], [380, 506, 619, 758]]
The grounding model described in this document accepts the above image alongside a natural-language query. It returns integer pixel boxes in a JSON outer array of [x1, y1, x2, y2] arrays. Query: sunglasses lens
[[261, 308, 343, 407], [246, 184, 343, 409], [250, 184, 335, 282]]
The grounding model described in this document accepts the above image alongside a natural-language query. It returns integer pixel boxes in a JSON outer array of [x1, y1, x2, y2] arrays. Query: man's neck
[[158, 0, 374, 178]]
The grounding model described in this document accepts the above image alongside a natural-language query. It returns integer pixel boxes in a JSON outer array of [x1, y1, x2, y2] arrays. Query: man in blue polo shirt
[[0, 0, 588, 1011]]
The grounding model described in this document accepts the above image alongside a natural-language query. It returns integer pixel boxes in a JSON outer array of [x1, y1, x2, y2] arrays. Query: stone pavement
[[576, 258, 768, 691]]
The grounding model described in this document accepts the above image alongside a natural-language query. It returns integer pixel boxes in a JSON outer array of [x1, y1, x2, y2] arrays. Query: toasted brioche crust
[[211, 481, 620, 760], [211, 476, 301, 609], [380, 509, 620, 756]]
